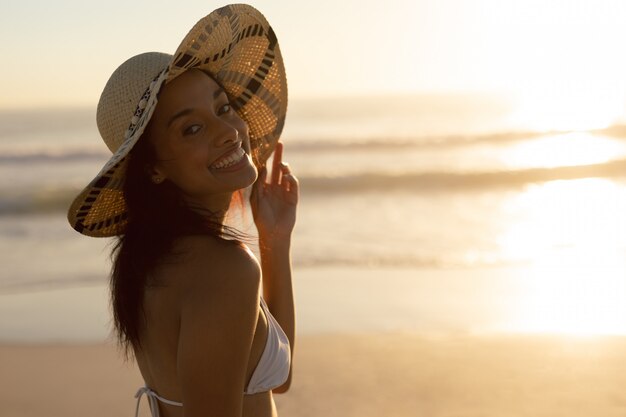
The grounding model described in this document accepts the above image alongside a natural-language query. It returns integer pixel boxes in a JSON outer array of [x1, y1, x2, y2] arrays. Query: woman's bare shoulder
[[169, 235, 260, 296], [173, 235, 261, 408]]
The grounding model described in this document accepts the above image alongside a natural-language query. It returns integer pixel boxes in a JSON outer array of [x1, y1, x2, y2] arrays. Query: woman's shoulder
[[169, 235, 260, 295], [172, 234, 259, 266]]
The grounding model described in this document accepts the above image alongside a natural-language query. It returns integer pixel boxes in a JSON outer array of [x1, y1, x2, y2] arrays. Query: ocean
[[3, 94, 626, 340]]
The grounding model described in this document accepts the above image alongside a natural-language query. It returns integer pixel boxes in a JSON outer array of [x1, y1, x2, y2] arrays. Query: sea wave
[[0, 275, 106, 295], [2, 125, 625, 163], [596, 124, 626, 138], [0, 132, 533, 163], [0, 150, 108, 164], [301, 159, 626, 193], [2, 159, 626, 215], [285, 130, 550, 151], [288, 125, 626, 151], [0, 256, 524, 294], [0, 187, 81, 215]]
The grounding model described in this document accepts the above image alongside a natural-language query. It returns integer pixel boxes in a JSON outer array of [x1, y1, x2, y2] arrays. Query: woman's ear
[[145, 164, 166, 185]]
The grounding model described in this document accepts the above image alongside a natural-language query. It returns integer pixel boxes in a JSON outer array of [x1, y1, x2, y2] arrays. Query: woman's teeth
[[210, 147, 246, 170]]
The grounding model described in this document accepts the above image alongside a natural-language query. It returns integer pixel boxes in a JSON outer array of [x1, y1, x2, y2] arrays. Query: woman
[[67, 5, 296, 417]]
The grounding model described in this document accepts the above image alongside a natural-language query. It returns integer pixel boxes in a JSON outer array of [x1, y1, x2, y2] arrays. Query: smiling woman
[[66, 4, 297, 417], [145, 70, 257, 209]]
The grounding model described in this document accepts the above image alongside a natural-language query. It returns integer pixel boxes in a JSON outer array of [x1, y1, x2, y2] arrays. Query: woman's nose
[[211, 120, 239, 147]]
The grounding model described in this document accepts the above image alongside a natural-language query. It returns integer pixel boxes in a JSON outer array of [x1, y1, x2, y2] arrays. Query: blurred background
[[2, 0, 626, 416]]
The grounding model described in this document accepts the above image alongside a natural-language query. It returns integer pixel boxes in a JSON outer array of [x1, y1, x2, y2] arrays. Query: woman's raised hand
[[250, 142, 299, 242]]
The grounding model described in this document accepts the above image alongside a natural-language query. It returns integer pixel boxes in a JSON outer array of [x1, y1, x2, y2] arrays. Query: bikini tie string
[[134, 386, 161, 417]]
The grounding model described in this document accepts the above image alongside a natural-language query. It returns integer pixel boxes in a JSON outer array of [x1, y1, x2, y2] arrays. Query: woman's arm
[[250, 142, 299, 392], [176, 237, 261, 416], [259, 233, 295, 393]]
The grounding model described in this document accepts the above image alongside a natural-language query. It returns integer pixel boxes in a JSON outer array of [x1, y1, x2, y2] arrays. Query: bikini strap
[[134, 386, 183, 417]]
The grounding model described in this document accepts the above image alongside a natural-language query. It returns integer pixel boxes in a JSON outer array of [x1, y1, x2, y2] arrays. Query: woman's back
[[134, 235, 278, 417]]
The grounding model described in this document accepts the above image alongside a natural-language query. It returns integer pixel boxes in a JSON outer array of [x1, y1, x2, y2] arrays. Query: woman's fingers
[[281, 175, 299, 204], [280, 162, 299, 202], [280, 162, 291, 176], [262, 141, 298, 202], [271, 142, 283, 185], [282, 172, 298, 192]]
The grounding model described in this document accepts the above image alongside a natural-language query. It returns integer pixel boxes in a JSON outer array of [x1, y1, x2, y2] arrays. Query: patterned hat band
[[68, 4, 287, 237], [125, 70, 168, 143]]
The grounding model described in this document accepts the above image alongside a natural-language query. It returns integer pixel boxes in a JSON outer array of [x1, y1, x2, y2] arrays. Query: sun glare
[[509, 88, 624, 132], [498, 179, 626, 336], [518, 249, 626, 336], [500, 132, 626, 169], [485, 0, 626, 132]]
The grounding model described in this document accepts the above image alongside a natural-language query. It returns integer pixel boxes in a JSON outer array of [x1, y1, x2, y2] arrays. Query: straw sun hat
[[67, 4, 287, 237]]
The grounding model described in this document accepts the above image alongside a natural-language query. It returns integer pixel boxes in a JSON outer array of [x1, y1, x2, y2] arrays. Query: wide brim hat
[[67, 3, 287, 237]]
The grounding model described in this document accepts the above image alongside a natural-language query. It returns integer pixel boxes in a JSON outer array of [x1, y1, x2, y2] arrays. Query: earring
[[153, 177, 164, 184]]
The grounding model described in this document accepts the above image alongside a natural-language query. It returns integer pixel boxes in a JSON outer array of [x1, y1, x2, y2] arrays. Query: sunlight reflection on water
[[498, 179, 626, 335]]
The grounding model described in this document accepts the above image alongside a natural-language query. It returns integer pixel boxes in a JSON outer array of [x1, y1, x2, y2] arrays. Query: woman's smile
[[209, 146, 248, 171]]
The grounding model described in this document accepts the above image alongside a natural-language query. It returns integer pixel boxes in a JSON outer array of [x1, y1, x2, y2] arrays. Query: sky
[[3, 0, 626, 125]]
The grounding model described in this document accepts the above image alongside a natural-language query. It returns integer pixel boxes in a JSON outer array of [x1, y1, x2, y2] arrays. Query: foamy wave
[[0, 150, 108, 164], [3, 125, 625, 162], [0, 187, 80, 215], [3, 159, 626, 215], [0, 275, 105, 295], [285, 130, 550, 152], [0, 127, 574, 163], [0, 256, 523, 294], [301, 159, 626, 193], [597, 124, 626, 138], [283, 126, 626, 151]]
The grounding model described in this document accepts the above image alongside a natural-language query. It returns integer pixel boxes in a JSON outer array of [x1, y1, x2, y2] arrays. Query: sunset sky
[[3, 0, 626, 129]]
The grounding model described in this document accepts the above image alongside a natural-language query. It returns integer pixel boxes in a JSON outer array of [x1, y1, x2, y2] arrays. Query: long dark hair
[[109, 129, 246, 358]]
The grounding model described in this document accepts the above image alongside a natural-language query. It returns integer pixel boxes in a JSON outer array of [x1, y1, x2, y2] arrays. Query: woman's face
[[146, 69, 257, 210]]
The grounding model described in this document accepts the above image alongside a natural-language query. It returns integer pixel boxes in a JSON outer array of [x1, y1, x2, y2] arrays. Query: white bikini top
[[134, 297, 290, 417]]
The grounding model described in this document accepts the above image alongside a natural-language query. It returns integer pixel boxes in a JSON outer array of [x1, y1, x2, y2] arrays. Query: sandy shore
[[3, 333, 626, 417], [5, 265, 626, 343]]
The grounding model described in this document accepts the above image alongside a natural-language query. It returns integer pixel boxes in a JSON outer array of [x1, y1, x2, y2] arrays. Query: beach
[[4, 266, 626, 341], [3, 266, 626, 416], [4, 333, 626, 417]]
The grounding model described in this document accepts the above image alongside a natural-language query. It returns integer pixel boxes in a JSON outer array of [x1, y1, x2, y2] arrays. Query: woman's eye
[[183, 124, 202, 135], [218, 103, 232, 115]]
